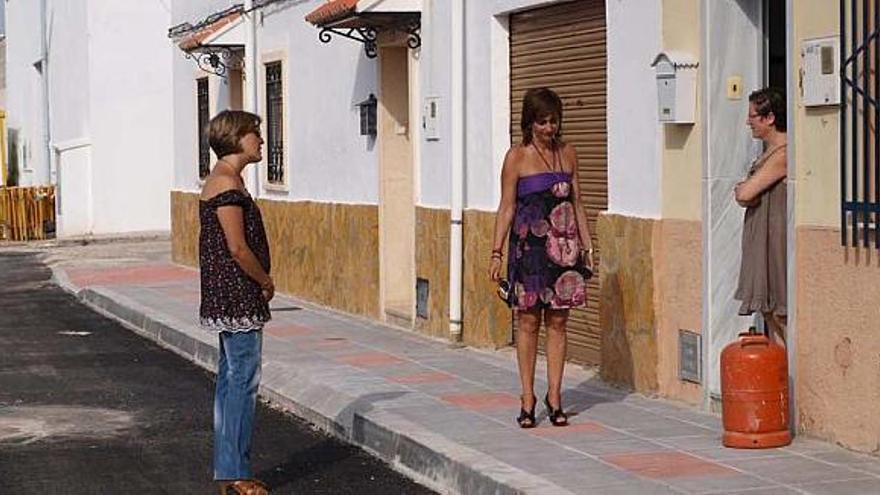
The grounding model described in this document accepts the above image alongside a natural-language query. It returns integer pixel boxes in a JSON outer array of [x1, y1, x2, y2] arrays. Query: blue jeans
[[214, 330, 263, 481]]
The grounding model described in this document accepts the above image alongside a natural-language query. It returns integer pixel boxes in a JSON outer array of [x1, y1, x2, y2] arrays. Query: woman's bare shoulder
[[200, 173, 241, 201], [507, 143, 528, 159], [503, 144, 528, 170], [560, 141, 578, 157]]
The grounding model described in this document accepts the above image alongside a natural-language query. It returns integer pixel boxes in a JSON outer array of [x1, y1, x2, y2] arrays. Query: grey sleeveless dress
[[735, 145, 787, 317]]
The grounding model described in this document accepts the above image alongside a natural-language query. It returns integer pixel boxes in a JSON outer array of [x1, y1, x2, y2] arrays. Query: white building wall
[[86, 1, 174, 233], [171, 0, 379, 205], [49, 1, 92, 236], [5, 0, 43, 185], [6, 0, 173, 235], [606, 0, 663, 218], [262, 3, 378, 204], [171, 0, 241, 193], [419, 0, 664, 215], [418, 0, 453, 208]]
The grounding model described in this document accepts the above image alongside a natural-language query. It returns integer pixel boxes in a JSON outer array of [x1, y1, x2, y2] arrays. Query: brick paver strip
[[440, 392, 521, 411], [602, 451, 737, 479], [386, 371, 457, 384], [337, 351, 408, 368], [264, 323, 314, 338], [65, 265, 194, 287]]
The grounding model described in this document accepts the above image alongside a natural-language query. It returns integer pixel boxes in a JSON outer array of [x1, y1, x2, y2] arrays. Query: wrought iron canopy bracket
[[185, 45, 244, 78], [319, 27, 380, 58], [317, 19, 421, 59]]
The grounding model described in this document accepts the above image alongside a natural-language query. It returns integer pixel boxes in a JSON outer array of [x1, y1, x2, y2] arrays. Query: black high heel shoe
[[544, 393, 568, 427], [516, 395, 537, 428]]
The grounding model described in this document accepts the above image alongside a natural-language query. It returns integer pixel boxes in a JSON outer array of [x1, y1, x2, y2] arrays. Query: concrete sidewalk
[[30, 240, 880, 494]]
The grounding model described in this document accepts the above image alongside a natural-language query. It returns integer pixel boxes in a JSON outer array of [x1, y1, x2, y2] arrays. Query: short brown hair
[[521, 87, 564, 145], [748, 87, 786, 132], [207, 110, 262, 157]]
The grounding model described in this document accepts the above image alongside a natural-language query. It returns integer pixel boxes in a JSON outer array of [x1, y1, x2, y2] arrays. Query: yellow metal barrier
[[0, 110, 6, 186], [0, 186, 56, 241]]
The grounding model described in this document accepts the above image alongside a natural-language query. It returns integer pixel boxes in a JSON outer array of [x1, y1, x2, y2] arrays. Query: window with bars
[[841, 0, 880, 246], [197, 78, 210, 179], [265, 61, 284, 184]]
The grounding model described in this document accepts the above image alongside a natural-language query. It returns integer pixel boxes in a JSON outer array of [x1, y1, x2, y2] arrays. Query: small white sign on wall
[[423, 96, 441, 141], [802, 37, 840, 107]]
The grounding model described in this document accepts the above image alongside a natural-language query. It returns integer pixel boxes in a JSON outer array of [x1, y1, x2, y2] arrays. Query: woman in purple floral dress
[[489, 88, 595, 428]]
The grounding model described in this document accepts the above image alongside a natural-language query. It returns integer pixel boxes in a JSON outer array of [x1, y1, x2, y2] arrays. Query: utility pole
[[40, 0, 53, 186]]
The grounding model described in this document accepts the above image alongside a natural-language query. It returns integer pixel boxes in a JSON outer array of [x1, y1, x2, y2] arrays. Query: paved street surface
[[4, 238, 880, 494], [0, 250, 435, 494]]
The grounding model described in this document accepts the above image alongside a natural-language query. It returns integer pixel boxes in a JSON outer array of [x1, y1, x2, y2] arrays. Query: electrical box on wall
[[423, 96, 441, 141], [802, 37, 840, 107], [651, 51, 698, 124]]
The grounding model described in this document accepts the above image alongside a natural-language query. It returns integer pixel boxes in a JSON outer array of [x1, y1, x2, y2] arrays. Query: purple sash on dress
[[517, 172, 572, 197]]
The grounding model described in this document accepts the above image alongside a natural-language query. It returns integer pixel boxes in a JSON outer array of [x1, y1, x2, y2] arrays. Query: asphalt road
[[0, 252, 435, 494]]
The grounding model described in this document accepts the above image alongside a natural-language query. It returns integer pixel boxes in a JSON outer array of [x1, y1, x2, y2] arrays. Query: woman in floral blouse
[[199, 110, 273, 495], [489, 88, 595, 428]]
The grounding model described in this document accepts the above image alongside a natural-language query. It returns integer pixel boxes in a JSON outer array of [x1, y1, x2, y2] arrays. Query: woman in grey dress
[[734, 87, 787, 345]]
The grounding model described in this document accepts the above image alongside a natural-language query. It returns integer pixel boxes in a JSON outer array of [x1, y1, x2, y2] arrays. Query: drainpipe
[[448, 0, 464, 343], [40, 0, 53, 186], [244, 0, 260, 196]]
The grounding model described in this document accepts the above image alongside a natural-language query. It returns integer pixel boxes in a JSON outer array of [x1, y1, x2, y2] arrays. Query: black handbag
[[497, 279, 515, 306]]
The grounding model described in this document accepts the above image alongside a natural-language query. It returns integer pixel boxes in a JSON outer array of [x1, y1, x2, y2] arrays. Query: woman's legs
[[214, 330, 263, 481], [763, 311, 786, 346], [544, 309, 569, 408], [516, 309, 541, 410]]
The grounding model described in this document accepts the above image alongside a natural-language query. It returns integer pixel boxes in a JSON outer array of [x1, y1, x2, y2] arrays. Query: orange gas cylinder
[[720, 328, 791, 448]]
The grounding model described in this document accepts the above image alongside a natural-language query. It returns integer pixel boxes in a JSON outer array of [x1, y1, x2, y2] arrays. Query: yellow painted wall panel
[[170, 191, 199, 268], [257, 199, 380, 319], [661, 0, 702, 221], [463, 210, 514, 348], [796, 227, 880, 454], [599, 213, 659, 392], [171, 191, 380, 318], [654, 218, 703, 404], [415, 207, 450, 339], [793, 0, 841, 227]]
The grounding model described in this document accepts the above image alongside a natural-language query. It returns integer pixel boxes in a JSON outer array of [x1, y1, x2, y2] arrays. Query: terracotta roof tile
[[305, 0, 359, 26], [178, 10, 242, 52]]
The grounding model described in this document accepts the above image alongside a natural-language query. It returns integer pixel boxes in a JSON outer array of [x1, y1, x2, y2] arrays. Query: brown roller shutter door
[[510, 0, 607, 365]]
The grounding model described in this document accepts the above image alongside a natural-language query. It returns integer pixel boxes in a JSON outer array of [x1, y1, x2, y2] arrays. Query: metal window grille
[[841, 0, 880, 247], [197, 78, 210, 179], [266, 62, 284, 184]]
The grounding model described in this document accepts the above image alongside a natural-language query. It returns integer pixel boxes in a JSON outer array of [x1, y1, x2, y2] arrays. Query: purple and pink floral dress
[[507, 171, 588, 310]]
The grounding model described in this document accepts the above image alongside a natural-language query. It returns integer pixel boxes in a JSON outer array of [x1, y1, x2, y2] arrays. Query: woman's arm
[[567, 144, 595, 271], [209, 176, 274, 300], [489, 148, 520, 281], [735, 151, 786, 206]]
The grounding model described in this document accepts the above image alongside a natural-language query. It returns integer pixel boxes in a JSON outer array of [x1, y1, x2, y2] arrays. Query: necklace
[[533, 143, 560, 172]]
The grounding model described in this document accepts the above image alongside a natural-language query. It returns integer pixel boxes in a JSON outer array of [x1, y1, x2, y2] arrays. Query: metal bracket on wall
[[185, 46, 244, 78], [319, 27, 380, 58], [317, 20, 421, 59]]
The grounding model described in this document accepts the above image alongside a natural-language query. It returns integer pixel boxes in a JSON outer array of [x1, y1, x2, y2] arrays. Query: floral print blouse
[[199, 189, 271, 332]]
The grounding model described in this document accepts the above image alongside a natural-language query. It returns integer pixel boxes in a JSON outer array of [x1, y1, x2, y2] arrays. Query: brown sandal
[[220, 479, 269, 495]]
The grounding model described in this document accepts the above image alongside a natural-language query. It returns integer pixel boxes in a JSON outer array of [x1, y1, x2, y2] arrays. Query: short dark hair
[[749, 87, 786, 132], [521, 87, 564, 145], [207, 110, 262, 157]]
